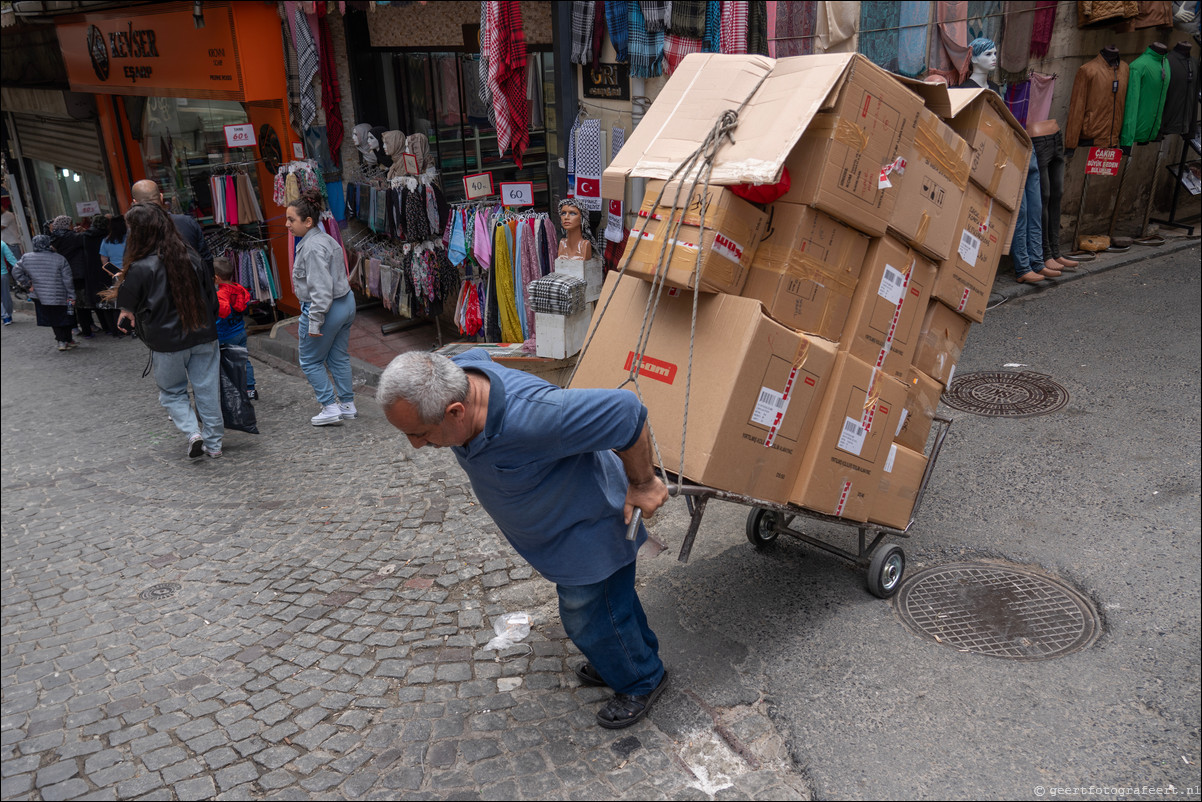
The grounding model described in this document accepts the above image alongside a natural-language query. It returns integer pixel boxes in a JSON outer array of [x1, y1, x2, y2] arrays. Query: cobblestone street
[[0, 314, 807, 801]]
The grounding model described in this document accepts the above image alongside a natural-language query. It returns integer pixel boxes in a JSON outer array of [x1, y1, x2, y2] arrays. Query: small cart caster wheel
[[746, 508, 780, 548], [866, 544, 905, 598]]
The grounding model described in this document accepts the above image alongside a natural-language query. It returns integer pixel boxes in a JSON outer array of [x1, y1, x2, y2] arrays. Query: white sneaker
[[311, 404, 344, 426], [338, 401, 358, 420]]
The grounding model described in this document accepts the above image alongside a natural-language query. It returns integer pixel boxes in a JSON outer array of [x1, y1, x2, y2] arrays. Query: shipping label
[[877, 264, 907, 305], [838, 416, 868, 457], [958, 229, 981, 266]]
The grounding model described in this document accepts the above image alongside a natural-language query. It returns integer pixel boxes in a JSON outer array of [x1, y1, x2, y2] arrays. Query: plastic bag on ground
[[219, 344, 259, 434], [485, 612, 531, 651]]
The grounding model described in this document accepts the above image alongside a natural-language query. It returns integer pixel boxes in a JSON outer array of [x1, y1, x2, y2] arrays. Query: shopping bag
[[219, 343, 259, 434]]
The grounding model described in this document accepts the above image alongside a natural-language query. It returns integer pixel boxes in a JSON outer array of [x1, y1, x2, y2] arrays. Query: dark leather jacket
[[116, 251, 218, 352]]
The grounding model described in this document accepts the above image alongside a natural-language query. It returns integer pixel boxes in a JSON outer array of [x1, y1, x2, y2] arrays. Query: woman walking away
[[83, 214, 119, 335], [108, 202, 224, 460], [100, 215, 128, 337], [287, 188, 357, 426], [49, 215, 99, 338], [11, 235, 76, 350]]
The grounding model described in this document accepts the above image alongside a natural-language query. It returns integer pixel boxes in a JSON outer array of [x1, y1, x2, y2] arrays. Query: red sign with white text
[[1085, 147, 1122, 176]]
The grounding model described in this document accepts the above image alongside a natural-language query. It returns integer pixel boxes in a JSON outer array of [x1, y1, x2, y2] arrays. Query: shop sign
[[76, 200, 101, 217], [1084, 147, 1122, 176], [463, 172, 495, 200], [499, 182, 534, 206], [56, 4, 242, 98], [583, 63, 630, 101], [224, 124, 256, 148]]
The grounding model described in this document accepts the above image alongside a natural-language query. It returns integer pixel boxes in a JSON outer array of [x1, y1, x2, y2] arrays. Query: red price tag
[[1084, 147, 1121, 176]]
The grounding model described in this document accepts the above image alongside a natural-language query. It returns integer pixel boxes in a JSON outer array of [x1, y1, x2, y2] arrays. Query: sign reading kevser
[[56, 3, 243, 98]]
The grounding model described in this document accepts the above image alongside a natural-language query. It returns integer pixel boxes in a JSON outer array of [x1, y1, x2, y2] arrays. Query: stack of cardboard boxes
[[573, 53, 1031, 530]]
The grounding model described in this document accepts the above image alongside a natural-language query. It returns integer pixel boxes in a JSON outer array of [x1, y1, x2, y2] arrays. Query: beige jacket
[[1064, 55, 1130, 149]]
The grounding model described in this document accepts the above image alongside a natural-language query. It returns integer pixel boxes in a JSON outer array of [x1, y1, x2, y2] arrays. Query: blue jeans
[[298, 293, 356, 407], [220, 330, 255, 389], [1010, 150, 1044, 277], [152, 340, 223, 452], [557, 560, 665, 696]]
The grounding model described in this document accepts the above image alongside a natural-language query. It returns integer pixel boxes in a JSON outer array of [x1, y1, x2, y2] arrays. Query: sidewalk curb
[[987, 237, 1198, 310]]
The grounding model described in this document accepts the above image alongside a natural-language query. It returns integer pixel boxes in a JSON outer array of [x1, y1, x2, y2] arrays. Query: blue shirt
[[451, 350, 649, 585], [99, 238, 126, 270]]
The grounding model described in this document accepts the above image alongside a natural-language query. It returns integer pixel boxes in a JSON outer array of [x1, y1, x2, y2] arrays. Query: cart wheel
[[745, 508, 781, 548], [866, 544, 905, 599]]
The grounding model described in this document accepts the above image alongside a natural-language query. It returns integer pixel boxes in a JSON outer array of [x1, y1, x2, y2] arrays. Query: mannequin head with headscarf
[[405, 133, 435, 173], [556, 198, 597, 261], [353, 123, 376, 165], [967, 38, 998, 88], [383, 130, 407, 179], [368, 126, 391, 169]]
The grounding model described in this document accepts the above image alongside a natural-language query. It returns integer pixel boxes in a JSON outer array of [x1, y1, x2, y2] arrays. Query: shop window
[[353, 49, 556, 208], [136, 97, 263, 224], [28, 160, 112, 225]]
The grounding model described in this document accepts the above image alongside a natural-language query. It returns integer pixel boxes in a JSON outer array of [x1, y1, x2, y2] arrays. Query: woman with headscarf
[[49, 214, 100, 338], [107, 202, 224, 459], [11, 235, 76, 351]]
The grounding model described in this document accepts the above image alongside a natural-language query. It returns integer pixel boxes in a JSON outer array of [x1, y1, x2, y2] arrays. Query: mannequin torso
[[1027, 119, 1060, 137]]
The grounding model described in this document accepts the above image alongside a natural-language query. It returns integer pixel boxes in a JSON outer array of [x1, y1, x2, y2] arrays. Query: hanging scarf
[[639, 1, 671, 32], [317, 11, 343, 166], [573, 119, 603, 212], [570, 1, 595, 64], [292, 6, 319, 131], [629, 1, 664, 77], [606, 126, 627, 243], [606, 1, 630, 62]]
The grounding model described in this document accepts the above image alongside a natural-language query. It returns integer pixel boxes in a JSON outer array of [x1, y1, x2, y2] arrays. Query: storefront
[[54, 0, 304, 314]]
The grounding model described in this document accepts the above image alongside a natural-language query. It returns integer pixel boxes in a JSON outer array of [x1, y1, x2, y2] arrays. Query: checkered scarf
[[293, 6, 319, 131], [663, 34, 703, 75], [606, 1, 630, 62], [721, 1, 749, 54], [486, 1, 529, 167], [670, 1, 707, 37], [630, 1, 665, 77], [527, 273, 587, 316], [703, 0, 721, 52], [570, 1, 595, 65], [639, 1, 671, 32], [747, 0, 768, 55]]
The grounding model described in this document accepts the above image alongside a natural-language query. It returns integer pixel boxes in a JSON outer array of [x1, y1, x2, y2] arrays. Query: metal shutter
[[12, 114, 107, 177]]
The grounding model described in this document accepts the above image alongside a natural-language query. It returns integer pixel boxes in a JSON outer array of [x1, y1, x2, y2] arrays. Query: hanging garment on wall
[[1064, 55, 1129, 149], [606, 126, 627, 243], [897, 2, 931, 77], [640, 1, 671, 31], [1076, 0, 1140, 27], [968, 1, 1004, 47], [721, 1, 750, 54], [1028, 72, 1056, 124], [672, 1, 707, 37], [570, 1, 595, 64], [592, 1, 606, 70], [1030, 0, 1056, 57], [1115, 0, 1174, 30], [1161, 46, 1199, 136], [703, 0, 722, 52], [528, 59, 545, 129], [292, 6, 319, 132], [929, 1, 971, 84], [317, 11, 343, 166], [1121, 47, 1171, 147], [607, 0, 630, 62], [629, 1, 665, 77], [664, 34, 704, 75], [748, 1, 769, 55], [1001, 0, 1037, 73], [485, 0, 530, 167], [1006, 81, 1032, 127], [773, 0, 814, 57], [574, 120, 604, 212], [859, 2, 900, 73], [816, 1, 858, 53]]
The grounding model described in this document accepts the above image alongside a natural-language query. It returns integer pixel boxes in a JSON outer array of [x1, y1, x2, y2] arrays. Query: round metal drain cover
[[139, 582, 181, 601], [942, 371, 1068, 417], [894, 563, 1099, 661]]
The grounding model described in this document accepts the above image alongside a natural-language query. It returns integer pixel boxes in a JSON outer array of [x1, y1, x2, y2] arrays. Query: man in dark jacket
[[130, 180, 213, 268], [49, 215, 99, 338]]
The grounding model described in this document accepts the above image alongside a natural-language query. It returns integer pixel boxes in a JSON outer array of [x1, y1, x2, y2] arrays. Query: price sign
[[499, 182, 534, 206], [291, 142, 305, 159], [1084, 147, 1122, 176], [223, 123, 256, 148], [402, 153, 420, 175], [463, 172, 495, 200], [76, 200, 101, 217]]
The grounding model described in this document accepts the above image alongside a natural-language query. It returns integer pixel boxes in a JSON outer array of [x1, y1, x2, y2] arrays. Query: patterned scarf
[[570, 1, 595, 64], [293, 6, 319, 131], [606, 1, 630, 62], [630, 1, 665, 77]]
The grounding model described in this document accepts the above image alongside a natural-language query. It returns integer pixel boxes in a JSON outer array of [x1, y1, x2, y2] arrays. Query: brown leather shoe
[[1055, 256, 1079, 270], [1016, 271, 1047, 283], [1038, 266, 1062, 278]]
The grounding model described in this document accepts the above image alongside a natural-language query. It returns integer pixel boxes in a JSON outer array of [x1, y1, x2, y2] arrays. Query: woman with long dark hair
[[108, 202, 224, 459]]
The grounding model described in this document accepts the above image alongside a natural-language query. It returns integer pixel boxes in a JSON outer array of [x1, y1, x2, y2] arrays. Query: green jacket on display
[[1120, 47, 1170, 147]]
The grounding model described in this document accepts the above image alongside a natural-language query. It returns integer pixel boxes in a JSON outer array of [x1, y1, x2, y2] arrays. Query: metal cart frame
[[654, 416, 953, 599]]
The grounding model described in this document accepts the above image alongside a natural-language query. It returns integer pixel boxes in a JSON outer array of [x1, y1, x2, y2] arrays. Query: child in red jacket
[[214, 257, 257, 399]]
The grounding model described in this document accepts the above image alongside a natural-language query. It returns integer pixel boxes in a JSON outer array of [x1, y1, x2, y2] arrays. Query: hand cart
[[631, 417, 953, 599]]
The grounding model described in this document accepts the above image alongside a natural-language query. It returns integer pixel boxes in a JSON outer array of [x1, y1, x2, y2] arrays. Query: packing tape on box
[[834, 480, 854, 517], [920, 325, 965, 379], [861, 367, 883, 431], [878, 157, 907, 189], [834, 118, 871, 153], [914, 211, 931, 244], [914, 118, 970, 189]]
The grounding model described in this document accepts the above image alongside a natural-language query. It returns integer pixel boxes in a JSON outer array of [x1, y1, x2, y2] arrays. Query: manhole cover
[[894, 563, 1099, 661], [139, 582, 181, 601], [942, 371, 1068, 417]]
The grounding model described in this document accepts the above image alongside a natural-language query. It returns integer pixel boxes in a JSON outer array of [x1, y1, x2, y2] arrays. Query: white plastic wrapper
[[485, 612, 531, 651]]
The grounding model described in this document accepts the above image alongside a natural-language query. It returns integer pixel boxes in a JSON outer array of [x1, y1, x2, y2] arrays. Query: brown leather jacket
[[1076, 1, 1139, 26], [1064, 55, 1130, 149]]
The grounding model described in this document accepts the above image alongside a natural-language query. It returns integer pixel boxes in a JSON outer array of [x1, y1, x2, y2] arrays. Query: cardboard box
[[839, 235, 937, 381], [741, 202, 870, 340], [931, 182, 1014, 322], [912, 300, 973, 388], [602, 53, 924, 220], [894, 366, 943, 453], [572, 273, 838, 503], [777, 60, 925, 236], [534, 303, 593, 359], [790, 353, 907, 521], [888, 108, 972, 261], [625, 180, 767, 294], [869, 443, 929, 530]]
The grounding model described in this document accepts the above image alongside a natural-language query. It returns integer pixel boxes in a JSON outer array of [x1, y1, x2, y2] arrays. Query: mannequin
[[352, 123, 376, 166], [1028, 115, 1079, 272], [368, 126, 391, 169], [406, 133, 436, 174], [1101, 44, 1120, 66], [556, 199, 594, 260], [1161, 41, 1199, 137], [383, 131, 407, 180], [956, 38, 1001, 95], [1150, 41, 1168, 55]]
